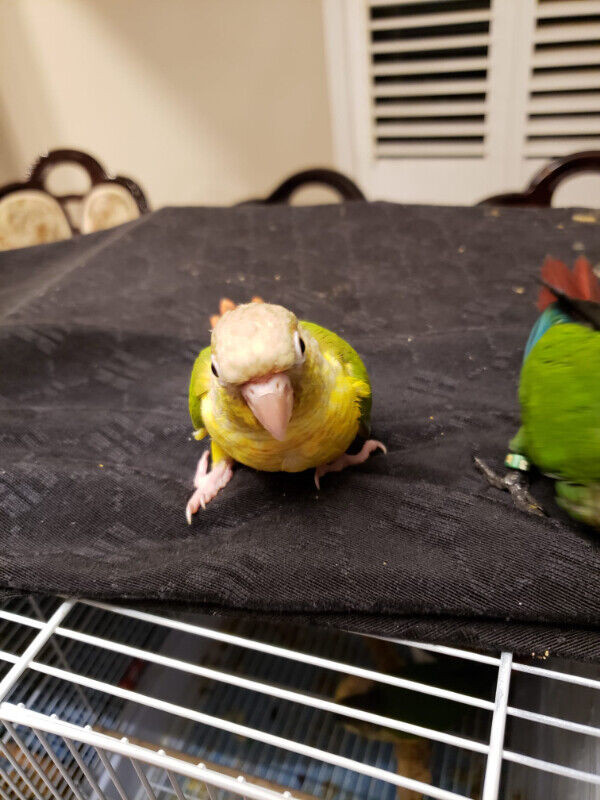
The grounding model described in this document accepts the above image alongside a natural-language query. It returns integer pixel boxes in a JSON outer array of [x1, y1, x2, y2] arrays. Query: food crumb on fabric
[[556, 223, 564, 229], [512, 286, 525, 294], [572, 213, 597, 224], [98, 464, 104, 468], [458, 245, 466, 253], [573, 241, 585, 251]]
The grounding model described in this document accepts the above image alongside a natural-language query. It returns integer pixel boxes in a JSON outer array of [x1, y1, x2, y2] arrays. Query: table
[[1, 201, 600, 660]]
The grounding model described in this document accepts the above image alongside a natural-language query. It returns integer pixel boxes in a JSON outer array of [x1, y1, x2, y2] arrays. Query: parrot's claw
[[474, 457, 545, 517], [186, 452, 234, 523], [314, 440, 387, 490]]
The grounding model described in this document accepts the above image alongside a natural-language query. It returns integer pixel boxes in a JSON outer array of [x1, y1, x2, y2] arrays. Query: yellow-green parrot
[[186, 300, 385, 522]]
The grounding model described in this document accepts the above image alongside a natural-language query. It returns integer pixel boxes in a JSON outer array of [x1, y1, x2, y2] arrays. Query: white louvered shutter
[[370, 2, 491, 160], [518, 0, 600, 205], [323, 0, 600, 206]]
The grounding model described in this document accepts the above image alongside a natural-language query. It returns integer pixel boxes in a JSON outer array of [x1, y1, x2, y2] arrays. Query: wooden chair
[[240, 168, 366, 205], [480, 150, 600, 207], [0, 149, 149, 251]]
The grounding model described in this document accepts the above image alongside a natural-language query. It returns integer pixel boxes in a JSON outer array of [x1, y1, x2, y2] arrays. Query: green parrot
[[477, 255, 600, 527], [186, 298, 385, 521]]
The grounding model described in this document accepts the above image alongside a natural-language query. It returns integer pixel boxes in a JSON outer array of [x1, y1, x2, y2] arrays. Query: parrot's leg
[[186, 443, 234, 523], [474, 456, 545, 516], [314, 440, 386, 490]]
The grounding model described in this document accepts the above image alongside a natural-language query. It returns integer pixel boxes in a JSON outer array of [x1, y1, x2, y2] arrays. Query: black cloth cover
[[2, 202, 600, 660]]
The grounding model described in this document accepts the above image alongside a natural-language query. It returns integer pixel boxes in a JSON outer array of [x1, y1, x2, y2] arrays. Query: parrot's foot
[[314, 440, 387, 490], [185, 451, 234, 523], [474, 456, 545, 517]]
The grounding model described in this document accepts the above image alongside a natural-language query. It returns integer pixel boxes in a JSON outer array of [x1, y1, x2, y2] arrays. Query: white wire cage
[[0, 597, 599, 800]]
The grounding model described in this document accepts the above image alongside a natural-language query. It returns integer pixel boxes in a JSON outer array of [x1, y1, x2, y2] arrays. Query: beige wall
[[0, 0, 334, 207]]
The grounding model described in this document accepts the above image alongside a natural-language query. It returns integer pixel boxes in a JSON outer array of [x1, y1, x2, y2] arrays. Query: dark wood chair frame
[[0, 149, 150, 234], [480, 150, 600, 207], [240, 168, 366, 205]]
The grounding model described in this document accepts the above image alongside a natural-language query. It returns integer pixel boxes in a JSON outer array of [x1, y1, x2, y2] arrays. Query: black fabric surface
[[2, 202, 600, 660]]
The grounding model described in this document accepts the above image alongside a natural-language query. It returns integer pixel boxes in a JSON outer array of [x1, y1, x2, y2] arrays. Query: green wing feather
[[301, 321, 372, 437], [188, 345, 212, 438]]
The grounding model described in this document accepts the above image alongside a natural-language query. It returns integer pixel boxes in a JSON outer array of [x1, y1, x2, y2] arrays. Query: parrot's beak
[[241, 373, 293, 441]]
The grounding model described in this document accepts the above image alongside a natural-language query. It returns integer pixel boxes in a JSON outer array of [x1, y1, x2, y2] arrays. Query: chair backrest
[[0, 149, 149, 249], [479, 151, 600, 207], [240, 168, 366, 205]]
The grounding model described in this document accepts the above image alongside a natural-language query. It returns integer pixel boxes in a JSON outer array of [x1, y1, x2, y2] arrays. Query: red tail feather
[[573, 255, 600, 303], [537, 255, 599, 311]]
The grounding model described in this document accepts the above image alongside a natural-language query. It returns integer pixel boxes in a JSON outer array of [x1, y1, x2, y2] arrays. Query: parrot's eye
[[293, 331, 306, 363], [211, 357, 219, 378]]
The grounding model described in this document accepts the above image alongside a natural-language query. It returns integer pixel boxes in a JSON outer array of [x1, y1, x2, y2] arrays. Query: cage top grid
[[0, 598, 599, 800]]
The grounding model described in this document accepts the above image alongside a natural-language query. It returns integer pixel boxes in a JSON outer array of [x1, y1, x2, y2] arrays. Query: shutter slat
[[372, 57, 489, 77], [527, 116, 600, 135], [371, 34, 490, 54], [529, 94, 600, 113], [371, 0, 447, 6], [535, 23, 600, 43], [525, 136, 600, 157], [533, 46, 600, 68], [377, 142, 485, 158], [373, 78, 488, 97], [529, 71, 600, 91], [378, 121, 486, 136], [376, 101, 488, 116], [370, 10, 490, 31], [536, 0, 600, 18]]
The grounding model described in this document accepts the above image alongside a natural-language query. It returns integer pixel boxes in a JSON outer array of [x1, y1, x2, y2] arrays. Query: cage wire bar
[[0, 600, 599, 799]]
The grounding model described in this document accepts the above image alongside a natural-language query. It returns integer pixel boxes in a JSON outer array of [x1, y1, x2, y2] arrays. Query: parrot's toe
[[193, 450, 210, 486], [186, 455, 234, 523], [314, 439, 387, 489], [473, 456, 506, 490]]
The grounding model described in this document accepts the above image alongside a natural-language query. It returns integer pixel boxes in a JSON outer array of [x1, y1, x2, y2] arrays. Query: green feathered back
[[519, 323, 600, 482]]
